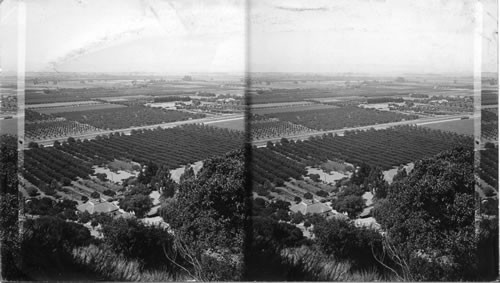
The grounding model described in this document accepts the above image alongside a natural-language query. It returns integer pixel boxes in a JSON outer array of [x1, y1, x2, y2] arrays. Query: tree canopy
[[373, 147, 477, 281], [161, 150, 246, 281]]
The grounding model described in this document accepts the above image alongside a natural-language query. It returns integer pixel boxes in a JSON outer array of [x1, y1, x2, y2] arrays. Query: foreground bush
[[72, 245, 188, 281]]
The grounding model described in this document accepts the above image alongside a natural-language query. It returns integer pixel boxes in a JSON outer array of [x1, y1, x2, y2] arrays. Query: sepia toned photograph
[[0, 0, 498, 281]]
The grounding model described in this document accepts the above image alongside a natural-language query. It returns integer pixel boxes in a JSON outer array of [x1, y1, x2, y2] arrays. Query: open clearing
[[170, 161, 204, 183], [0, 118, 18, 135], [383, 163, 414, 183], [306, 166, 351, 183], [208, 117, 245, 131], [92, 166, 138, 185]]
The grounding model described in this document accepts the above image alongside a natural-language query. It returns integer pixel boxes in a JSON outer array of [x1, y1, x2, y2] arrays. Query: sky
[[1, 0, 245, 73], [0, 0, 497, 74], [250, 0, 497, 74]]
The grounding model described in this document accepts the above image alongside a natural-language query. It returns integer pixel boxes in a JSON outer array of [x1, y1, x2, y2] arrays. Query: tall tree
[[161, 151, 246, 281], [119, 185, 153, 218], [137, 161, 158, 185], [151, 165, 177, 198], [179, 165, 195, 184], [373, 147, 477, 281]]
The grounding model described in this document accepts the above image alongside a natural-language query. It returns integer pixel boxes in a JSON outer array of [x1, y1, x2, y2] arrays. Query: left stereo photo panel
[[0, 0, 247, 281]]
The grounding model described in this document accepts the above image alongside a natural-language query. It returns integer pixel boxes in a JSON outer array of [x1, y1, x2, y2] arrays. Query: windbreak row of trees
[[153, 96, 191, 103], [25, 109, 58, 122]]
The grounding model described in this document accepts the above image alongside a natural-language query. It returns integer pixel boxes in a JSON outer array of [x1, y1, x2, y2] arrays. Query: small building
[[290, 201, 332, 215], [149, 190, 161, 206], [359, 206, 373, 218], [354, 217, 381, 231], [147, 205, 161, 217], [77, 200, 119, 215]]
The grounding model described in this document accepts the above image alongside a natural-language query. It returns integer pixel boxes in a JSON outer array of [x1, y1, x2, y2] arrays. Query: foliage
[[316, 190, 328, 197], [160, 151, 246, 281], [291, 212, 305, 224], [1, 135, 19, 194], [55, 105, 204, 130], [100, 217, 177, 269], [72, 244, 185, 281], [1, 193, 21, 279], [25, 197, 78, 220], [151, 165, 177, 198], [262, 106, 419, 131], [332, 195, 365, 219], [479, 147, 498, 189], [25, 186, 39, 197], [179, 165, 195, 184], [309, 173, 321, 182], [137, 161, 158, 185], [251, 117, 313, 140], [313, 217, 383, 269], [119, 185, 153, 218], [25, 120, 101, 141], [303, 192, 313, 199], [23, 147, 93, 190], [373, 147, 477, 281], [26, 124, 243, 172]]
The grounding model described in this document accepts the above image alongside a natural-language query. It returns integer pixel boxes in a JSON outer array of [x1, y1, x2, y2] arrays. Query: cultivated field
[[252, 125, 473, 187], [253, 104, 338, 115], [33, 103, 126, 114], [208, 117, 245, 131], [262, 106, 419, 131], [55, 106, 205, 130], [419, 118, 474, 136], [23, 124, 244, 192]]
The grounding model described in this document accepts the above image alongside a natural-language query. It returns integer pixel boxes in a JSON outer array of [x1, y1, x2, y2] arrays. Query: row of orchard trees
[[263, 126, 472, 170], [263, 106, 419, 131], [56, 105, 205, 130]]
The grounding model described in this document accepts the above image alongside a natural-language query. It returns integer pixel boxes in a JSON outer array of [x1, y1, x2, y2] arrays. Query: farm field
[[208, 117, 245, 131], [419, 118, 474, 136], [481, 109, 498, 142], [25, 120, 103, 141], [251, 118, 314, 140], [250, 82, 473, 104], [251, 101, 313, 108], [252, 125, 473, 188], [482, 88, 498, 106], [478, 147, 498, 189], [25, 101, 99, 108], [23, 124, 244, 191], [252, 104, 337, 115], [262, 106, 419, 130], [33, 103, 126, 114], [0, 118, 18, 135], [55, 105, 205, 130]]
